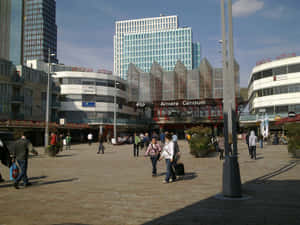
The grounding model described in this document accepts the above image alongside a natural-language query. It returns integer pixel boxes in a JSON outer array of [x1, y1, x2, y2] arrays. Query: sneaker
[[163, 180, 169, 184], [14, 182, 19, 189]]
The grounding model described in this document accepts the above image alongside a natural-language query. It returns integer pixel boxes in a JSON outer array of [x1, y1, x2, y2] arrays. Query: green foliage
[[186, 126, 212, 157], [286, 124, 300, 157]]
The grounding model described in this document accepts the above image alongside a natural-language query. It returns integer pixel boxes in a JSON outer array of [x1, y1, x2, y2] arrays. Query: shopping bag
[[9, 162, 19, 181]]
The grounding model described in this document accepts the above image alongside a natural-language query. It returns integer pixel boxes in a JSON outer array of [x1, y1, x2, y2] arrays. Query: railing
[[239, 113, 289, 122]]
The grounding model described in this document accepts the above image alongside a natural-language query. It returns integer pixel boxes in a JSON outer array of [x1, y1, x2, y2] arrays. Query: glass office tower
[[9, 0, 25, 65], [192, 42, 201, 69], [0, 0, 12, 61], [114, 15, 200, 80], [23, 0, 58, 64]]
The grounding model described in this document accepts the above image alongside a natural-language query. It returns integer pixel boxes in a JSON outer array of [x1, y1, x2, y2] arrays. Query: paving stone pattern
[[0, 141, 300, 225]]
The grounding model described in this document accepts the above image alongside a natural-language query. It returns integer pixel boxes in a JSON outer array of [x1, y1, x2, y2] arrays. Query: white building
[[53, 71, 137, 125], [248, 55, 300, 115]]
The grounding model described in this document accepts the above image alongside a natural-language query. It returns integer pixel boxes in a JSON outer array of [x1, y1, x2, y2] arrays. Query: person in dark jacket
[[12, 135, 37, 189], [0, 139, 12, 182], [246, 131, 250, 155], [97, 134, 105, 154]]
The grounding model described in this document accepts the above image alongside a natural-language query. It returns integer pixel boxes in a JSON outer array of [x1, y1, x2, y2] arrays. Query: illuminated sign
[[159, 100, 206, 107]]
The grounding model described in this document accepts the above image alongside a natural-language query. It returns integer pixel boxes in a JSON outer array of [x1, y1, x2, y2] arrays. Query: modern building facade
[[248, 55, 300, 115], [0, 57, 59, 122], [0, 0, 12, 61], [114, 15, 200, 80], [53, 71, 137, 125], [0, 0, 25, 65], [127, 58, 240, 129], [23, 0, 58, 64]]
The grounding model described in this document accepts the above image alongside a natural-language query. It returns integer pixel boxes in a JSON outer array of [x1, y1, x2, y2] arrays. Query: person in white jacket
[[249, 130, 257, 160], [159, 133, 176, 183]]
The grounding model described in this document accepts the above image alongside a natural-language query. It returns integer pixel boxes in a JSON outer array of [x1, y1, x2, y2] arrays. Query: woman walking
[[159, 133, 176, 183], [145, 137, 161, 177]]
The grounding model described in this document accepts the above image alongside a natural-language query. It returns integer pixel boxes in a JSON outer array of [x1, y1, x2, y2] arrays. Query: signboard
[[259, 109, 266, 113], [82, 102, 95, 107], [59, 118, 65, 125], [159, 100, 206, 107], [82, 85, 96, 94]]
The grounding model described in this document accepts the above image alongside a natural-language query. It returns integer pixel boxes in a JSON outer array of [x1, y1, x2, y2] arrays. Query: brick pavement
[[0, 141, 299, 225]]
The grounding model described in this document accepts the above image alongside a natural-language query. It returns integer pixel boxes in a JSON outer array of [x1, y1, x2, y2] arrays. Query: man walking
[[12, 135, 37, 189], [133, 133, 140, 157]]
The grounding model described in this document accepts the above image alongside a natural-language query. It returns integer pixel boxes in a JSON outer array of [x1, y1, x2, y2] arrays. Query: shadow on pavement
[[51, 223, 91, 225], [0, 177, 78, 188], [55, 154, 75, 158], [141, 162, 300, 225], [32, 178, 79, 187]]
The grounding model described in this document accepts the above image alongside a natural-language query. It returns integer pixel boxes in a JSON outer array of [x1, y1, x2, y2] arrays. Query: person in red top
[[50, 132, 57, 151], [145, 137, 161, 176]]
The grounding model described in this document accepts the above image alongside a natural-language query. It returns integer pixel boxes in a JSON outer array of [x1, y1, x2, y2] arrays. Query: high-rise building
[[0, 0, 25, 65], [23, 0, 58, 64], [192, 42, 201, 69], [0, 0, 12, 61], [114, 15, 200, 80]]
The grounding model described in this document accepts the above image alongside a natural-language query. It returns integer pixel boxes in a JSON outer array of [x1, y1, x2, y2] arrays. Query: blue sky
[[56, 0, 300, 87]]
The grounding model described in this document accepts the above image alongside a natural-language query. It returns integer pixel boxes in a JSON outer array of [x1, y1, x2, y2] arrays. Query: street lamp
[[220, 0, 242, 197], [113, 76, 120, 144], [44, 48, 55, 149]]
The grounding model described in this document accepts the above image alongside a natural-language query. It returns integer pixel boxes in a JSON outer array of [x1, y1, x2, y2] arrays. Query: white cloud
[[232, 0, 264, 17]]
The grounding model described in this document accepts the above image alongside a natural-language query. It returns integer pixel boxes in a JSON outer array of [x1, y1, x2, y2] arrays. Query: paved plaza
[[0, 140, 300, 225]]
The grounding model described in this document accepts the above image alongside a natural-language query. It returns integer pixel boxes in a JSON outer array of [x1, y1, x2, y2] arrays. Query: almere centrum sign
[[159, 100, 206, 107]]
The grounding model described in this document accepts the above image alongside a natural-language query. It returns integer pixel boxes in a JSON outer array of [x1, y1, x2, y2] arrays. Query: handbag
[[9, 162, 19, 181]]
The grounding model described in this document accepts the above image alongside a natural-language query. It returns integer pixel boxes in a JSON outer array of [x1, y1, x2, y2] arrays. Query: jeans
[[150, 156, 158, 175], [250, 146, 256, 159], [133, 144, 139, 157], [16, 159, 28, 185], [98, 143, 104, 154], [165, 159, 176, 182]]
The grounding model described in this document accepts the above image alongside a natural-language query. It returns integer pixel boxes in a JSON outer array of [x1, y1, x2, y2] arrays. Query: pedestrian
[[172, 134, 180, 166], [139, 133, 145, 150], [246, 131, 250, 155], [133, 133, 141, 157], [58, 134, 64, 152], [11, 135, 38, 189], [145, 137, 162, 176], [50, 132, 57, 152], [143, 133, 150, 149], [97, 134, 105, 154], [88, 132, 93, 146], [0, 138, 12, 182], [159, 133, 176, 183], [217, 135, 225, 160], [106, 132, 111, 144], [259, 134, 264, 148], [152, 131, 159, 140], [160, 131, 165, 145], [66, 134, 71, 150], [249, 130, 257, 160]]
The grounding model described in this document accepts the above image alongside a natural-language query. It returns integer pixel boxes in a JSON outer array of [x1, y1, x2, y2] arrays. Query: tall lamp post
[[113, 77, 120, 144], [221, 0, 242, 197], [44, 48, 55, 149]]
